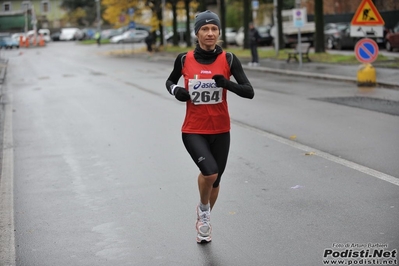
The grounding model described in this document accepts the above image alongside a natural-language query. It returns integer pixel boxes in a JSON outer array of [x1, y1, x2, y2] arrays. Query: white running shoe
[[196, 204, 212, 243], [248, 62, 253, 66], [253, 62, 259, 67]]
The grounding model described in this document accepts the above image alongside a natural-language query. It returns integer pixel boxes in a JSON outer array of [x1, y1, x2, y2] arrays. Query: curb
[[241, 65, 399, 90]]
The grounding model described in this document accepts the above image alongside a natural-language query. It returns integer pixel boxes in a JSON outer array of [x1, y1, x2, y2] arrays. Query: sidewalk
[[241, 57, 399, 89]]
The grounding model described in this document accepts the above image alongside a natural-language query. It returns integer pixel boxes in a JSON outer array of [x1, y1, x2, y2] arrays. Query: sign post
[[350, 0, 383, 86], [293, 0, 305, 67]]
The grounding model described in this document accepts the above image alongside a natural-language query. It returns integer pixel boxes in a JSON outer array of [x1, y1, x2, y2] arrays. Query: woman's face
[[196, 24, 220, 50]]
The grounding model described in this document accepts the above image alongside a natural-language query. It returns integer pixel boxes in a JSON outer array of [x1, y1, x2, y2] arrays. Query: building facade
[[0, 0, 65, 31]]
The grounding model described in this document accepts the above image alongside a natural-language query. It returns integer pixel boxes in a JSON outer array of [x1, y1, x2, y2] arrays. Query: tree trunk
[[185, 0, 192, 46], [243, 0, 250, 49], [220, 0, 226, 48], [172, 2, 178, 46], [156, 1, 164, 47], [314, 0, 325, 53]]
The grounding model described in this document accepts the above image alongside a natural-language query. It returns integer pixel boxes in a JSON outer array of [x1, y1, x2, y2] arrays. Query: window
[[3, 2, 11, 12], [21, 1, 31, 11], [41, 1, 50, 13]]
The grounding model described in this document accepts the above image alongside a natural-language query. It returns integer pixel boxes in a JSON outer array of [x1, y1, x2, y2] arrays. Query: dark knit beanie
[[194, 10, 221, 35]]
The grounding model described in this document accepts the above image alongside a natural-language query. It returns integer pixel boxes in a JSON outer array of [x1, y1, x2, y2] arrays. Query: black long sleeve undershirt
[[165, 45, 254, 99]]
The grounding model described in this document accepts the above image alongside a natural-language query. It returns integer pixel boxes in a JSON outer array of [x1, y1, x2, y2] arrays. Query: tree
[[102, 0, 140, 27], [314, 0, 324, 53], [61, 0, 98, 26]]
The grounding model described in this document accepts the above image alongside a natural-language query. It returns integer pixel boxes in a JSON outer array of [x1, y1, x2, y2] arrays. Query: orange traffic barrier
[[19, 36, 24, 47], [25, 37, 29, 48], [39, 34, 45, 46]]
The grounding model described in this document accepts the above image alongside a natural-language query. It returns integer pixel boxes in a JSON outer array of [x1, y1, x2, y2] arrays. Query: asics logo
[[205, 19, 214, 23], [193, 81, 218, 90], [193, 82, 201, 90]]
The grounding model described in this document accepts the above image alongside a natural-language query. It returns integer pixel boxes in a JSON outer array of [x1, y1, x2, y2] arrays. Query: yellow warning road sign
[[351, 0, 384, 26]]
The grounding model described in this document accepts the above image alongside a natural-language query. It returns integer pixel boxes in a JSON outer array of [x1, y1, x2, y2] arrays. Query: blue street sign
[[354, 38, 379, 63], [293, 8, 307, 28], [128, 21, 136, 29], [252, 0, 259, 10]]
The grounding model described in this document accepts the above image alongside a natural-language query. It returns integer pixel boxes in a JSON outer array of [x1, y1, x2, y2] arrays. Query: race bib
[[188, 79, 223, 105]]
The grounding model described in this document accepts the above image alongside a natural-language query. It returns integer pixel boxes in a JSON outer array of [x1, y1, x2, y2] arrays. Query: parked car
[[0, 36, 19, 49], [257, 25, 273, 46], [235, 25, 273, 47], [110, 29, 149, 44], [385, 22, 399, 52], [224, 27, 238, 45], [101, 28, 123, 39], [59, 28, 84, 41], [166, 28, 191, 43], [324, 22, 358, 50], [81, 28, 96, 40], [51, 31, 61, 41]]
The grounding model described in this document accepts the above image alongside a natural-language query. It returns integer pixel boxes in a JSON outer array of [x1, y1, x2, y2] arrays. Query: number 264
[[191, 91, 220, 103]]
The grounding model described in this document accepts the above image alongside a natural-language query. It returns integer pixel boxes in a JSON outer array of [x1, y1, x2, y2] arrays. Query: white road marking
[[233, 120, 399, 187]]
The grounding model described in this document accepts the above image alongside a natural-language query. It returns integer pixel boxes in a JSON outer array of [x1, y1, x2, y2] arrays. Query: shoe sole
[[196, 235, 212, 244]]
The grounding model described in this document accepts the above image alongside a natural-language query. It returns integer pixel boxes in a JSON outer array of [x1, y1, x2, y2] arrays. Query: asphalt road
[[1, 42, 398, 266]]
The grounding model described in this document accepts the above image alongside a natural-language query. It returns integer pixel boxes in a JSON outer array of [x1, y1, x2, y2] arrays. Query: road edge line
[[0, 82, 16, 266], [233, 119, 399, 187]]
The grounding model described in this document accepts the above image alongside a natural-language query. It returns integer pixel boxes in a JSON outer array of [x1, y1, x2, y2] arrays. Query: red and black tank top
[[181, 51, 231, 134]]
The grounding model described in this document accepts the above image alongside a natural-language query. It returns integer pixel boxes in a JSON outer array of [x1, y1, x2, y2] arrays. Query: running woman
[[165, 10, 255, 243]]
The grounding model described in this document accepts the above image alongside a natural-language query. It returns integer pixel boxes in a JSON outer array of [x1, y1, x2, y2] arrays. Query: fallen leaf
[[305, 151, 316, 155], [291, 185, 305, 189]]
